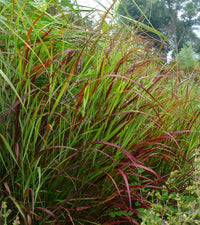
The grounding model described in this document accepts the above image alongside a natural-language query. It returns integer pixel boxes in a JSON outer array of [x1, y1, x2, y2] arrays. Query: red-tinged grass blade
[[131, 130, 195, 150], [36, 207, 61, 225], [123, 89, 163, 124], [162, 130, 184, 158], [118, 169, 132, 210], [23, 14, 45, 72], [160, 153, 171, 162], [53, 188, 86, 212], [4, 182, 11, 196], [24, 188, 35, 212], [15, 142, 22, 168], [106, 216, 139, 225], [105, 77, 115, 99], [27, 213, 32, 225], [72, 116, 86, 130], [43, 124, 53, 143], [54, 109, 69, 125], [117, 162, 171, 191], [114, 48, 143, 73], [30, 49, 77, 74], [95, 192, 124, 208], [24, 14, 45, 44], [108, 222, 137, 225], [32, 146, 77, 164], [112, 202, 142, 216], [49, 40, 91, 119], [87, 141, 140, 164], [130, 184, 163, 190], [72, 82, 89, 128], [125, 216, 140, 225], [160, 99, 197, 119], [61, 207, 75, 225], [103, 74, 161, 104], [41, 28, 53, 40], [0, 88, 38, 121], [104, 222, 130, 225], [99, 0, 118, 31], [64, 175, 98, 188], [102, 170, 123, 201], [76, 206, 92, 211]]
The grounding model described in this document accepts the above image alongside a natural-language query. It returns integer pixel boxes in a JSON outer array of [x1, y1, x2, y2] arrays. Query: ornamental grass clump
[[0, 0, 200, 224]]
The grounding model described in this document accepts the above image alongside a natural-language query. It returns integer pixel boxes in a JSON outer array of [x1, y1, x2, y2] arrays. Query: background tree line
[[117, 0, 200, 56]]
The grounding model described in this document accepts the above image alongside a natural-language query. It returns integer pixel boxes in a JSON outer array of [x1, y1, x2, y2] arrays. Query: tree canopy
[[117, 0, 200, 54]]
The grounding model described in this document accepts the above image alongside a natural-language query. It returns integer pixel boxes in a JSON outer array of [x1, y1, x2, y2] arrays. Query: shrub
[[176, 43, 199, 70], [0, 201, 20, 225], [141, 150, 200, 225]]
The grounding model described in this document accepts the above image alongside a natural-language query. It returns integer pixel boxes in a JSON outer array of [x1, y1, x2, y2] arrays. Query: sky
[[76, 0, 112, 10], [75, 0, 114, 22]]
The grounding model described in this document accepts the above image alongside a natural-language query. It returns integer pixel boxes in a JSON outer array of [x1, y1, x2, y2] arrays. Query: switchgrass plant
[[0, 0, 200, 224]]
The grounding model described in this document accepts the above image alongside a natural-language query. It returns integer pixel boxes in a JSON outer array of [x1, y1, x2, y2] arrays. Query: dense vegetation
[[118, 0, 200, 54], [0, 0, 200, 224]]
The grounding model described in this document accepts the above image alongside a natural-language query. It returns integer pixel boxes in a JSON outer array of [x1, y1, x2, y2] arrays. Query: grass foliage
[[0, 0, 200, 224]]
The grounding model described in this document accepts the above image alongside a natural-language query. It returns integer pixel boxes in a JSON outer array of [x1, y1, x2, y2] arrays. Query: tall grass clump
[[0, 0, 200, 224]]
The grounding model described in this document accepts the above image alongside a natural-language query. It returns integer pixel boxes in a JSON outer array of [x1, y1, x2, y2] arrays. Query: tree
[[117, 0, 171, 33], [117, 0, 200, 54], [176, 42, 199, 70], [163, 0, 200, 53]]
